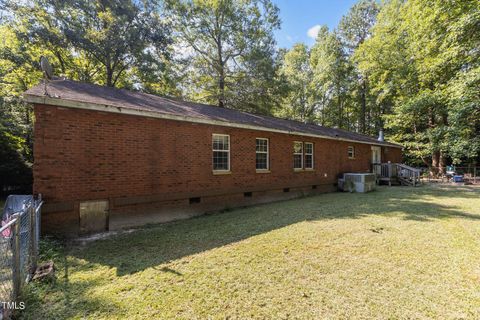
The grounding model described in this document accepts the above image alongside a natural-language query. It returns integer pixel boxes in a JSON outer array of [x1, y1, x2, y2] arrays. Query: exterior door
[[371, 146, 382, 175]]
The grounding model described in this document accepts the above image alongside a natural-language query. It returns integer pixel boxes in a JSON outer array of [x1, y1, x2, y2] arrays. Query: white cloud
[[307, 25, 321, 40]]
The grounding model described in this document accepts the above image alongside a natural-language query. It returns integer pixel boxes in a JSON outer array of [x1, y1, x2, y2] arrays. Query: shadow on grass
[[20, 240, 122, 320], [69, 185, 479, 276], [21, 278, 121, 320], [417, 184, 480, 198], [21, 185, 480, 319]]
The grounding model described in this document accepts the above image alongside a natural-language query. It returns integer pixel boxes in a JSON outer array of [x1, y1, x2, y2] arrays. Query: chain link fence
[[0, 195, 42, 319], [421, 166, 479, 184]]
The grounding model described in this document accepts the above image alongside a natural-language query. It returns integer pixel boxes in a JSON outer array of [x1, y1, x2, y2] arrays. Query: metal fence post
[[12, 217, 21, 301], [29, 201, 37, 275], [36, 194, 42, 250]]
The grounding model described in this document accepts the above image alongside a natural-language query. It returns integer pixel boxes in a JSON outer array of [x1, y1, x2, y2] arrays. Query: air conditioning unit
[[338, 173, 376, 193]]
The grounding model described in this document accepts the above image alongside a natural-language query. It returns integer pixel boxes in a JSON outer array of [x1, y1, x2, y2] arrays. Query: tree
[[357, 0, 480, 171], [277, 27, 353, 128], [165, 0, 281, 112], [447, 68, 480, 164], [338, 0, 379, 134], [0, 24, 46, 164], [0, 25, 40, 192], [277, 43, 314, 121], [6, 0, 172, 88], [0, 122, 32, 195], [310, 26, 353, 129], [442, 3, 480, 164]]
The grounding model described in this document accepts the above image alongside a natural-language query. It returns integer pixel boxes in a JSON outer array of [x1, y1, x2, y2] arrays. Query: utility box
[[338, 173, 376, 193]]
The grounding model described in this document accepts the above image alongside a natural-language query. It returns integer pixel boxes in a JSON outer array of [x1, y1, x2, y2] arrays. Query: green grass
[[21, 185, 480, 319]]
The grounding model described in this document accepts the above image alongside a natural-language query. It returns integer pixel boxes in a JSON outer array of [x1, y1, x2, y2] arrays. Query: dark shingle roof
[[24, 80, 401, 148]]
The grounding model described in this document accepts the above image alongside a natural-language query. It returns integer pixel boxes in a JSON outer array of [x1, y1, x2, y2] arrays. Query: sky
[[273, 0, 358, 48]]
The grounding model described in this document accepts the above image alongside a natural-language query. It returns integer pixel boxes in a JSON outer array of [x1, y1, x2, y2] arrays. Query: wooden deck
[[372, 163, 421, 187]]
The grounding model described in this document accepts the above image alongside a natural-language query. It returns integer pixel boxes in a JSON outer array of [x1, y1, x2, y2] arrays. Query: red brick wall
[[33, 104, 402, 235]]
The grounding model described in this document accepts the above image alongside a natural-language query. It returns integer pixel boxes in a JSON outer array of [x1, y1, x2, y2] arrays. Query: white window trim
[[293, 141, 303, 170], [256, 138, 269, 171], [348, 146, 355, 159], [304, 142, 314, 169], [212, 134, 230, 172]]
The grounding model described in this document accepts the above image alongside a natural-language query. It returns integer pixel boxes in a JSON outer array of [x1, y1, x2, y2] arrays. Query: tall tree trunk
[[431, 150, 440, 177], [216, 29, 225, 108], [360, 77, 367, 133], [106, 64, 113, 87], [337, 88, 342, 128], [366, 109, 371, 135], [438, 112, 449, 175], [428, 107, 439, 176], [218, 65, 225, 108], [439, 151, 446, 174], [55, 50, 66, 74]]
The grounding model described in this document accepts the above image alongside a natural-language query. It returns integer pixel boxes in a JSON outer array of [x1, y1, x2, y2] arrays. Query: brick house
[[23, 80, 402, 236]]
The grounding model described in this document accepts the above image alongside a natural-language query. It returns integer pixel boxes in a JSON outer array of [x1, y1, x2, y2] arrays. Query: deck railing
[[372, 163, 421, 186]]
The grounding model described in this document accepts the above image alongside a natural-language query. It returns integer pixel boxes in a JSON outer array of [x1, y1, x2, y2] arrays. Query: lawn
[[21, 185, 480, 319]]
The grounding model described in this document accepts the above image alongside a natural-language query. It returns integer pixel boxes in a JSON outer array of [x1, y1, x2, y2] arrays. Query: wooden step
[[398, 176, 420, 186], [373, 162, 421, 187]]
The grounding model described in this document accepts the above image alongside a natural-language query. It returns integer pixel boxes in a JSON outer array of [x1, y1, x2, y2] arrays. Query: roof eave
[[23, 93, 403, 149]]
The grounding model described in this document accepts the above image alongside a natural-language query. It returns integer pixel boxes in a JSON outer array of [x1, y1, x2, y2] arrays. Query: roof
[[23, 80, 402, 148]]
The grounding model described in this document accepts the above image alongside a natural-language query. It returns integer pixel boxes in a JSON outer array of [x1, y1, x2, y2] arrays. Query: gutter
[[23, 94, 403, 149]]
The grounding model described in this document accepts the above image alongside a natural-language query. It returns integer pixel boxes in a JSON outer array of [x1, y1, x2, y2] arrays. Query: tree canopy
[[356, 0, 480, 168], [165, 0, 281, 113]]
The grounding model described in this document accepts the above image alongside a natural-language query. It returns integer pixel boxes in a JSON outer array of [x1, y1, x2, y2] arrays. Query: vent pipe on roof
[[378, 129, 384, 142]]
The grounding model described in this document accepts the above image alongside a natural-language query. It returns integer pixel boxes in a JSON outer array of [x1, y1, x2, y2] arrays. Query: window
[[256, 138, 269, 170], [305, 142, 314, 169], [212, 134, 230, 171], [348, 146, 355, 159], [293, 141, 303, 169]]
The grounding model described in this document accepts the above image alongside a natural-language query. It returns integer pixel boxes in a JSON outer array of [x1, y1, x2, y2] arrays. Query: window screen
[[213, 134, 230, 171], [293, 141, 303, 169], [305, 142, 314, 169], [256, 138, 269, 170]]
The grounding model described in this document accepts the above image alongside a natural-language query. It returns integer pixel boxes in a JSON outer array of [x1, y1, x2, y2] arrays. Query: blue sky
[[273, 0, 357, 48]]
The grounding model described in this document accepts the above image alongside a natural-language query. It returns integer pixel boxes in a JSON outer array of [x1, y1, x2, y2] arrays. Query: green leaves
[[277, 43, 314, 121], [6, 0, 173, 89], [275, 26, 355, 127], [165, 0, 281, 112], [338, 0, 379, 53], [446, 66, 480, 163], [275, 1, 380, 131], [356, 0, 480, 168]]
